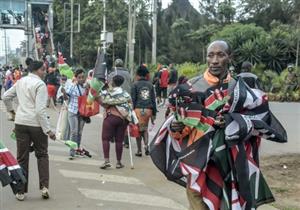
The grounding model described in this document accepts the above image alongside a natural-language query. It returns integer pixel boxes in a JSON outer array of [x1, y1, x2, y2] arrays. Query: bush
[[176, 62, 206, 79]]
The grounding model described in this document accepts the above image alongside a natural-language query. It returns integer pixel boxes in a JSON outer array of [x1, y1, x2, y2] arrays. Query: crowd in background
[[0, 56, 180, 157]]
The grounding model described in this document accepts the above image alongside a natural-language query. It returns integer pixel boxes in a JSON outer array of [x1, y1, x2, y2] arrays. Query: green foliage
[[51, 0, 300, 75], [211, 23, 298, 73], [176, 62, 206, 79]]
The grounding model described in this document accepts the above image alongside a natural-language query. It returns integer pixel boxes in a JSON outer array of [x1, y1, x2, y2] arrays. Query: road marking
[[50, 154, 102, 166], [78, 188, 187, 210], [59, 169, 145, 185]]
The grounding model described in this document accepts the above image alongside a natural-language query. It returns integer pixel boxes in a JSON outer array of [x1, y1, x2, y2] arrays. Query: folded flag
[[0, 140, 26, 194]]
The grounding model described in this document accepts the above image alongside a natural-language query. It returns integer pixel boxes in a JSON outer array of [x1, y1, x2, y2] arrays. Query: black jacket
[[131, 79, 157, 115], [168, 68, 178, 84]]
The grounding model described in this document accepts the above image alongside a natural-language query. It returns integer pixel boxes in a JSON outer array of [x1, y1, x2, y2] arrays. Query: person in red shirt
[[159, 66, 169, 106]]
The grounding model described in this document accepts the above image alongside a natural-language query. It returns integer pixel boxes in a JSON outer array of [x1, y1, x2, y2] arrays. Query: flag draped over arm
[[0, 140, 26, 194], [150, 78, 287, 210]]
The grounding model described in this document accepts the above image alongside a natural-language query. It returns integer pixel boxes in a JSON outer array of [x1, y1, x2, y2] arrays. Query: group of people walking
[[0, 55, 176, 201]]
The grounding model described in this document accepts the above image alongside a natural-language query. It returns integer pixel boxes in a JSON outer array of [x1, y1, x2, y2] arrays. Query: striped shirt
[[66, 84, 86, 114]]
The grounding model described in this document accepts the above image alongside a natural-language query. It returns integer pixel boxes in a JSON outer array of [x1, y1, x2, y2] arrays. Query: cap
[[115, 59, 123, 67]]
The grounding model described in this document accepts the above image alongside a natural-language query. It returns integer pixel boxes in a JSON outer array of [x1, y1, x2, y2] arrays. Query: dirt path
[[261, 154, 300, 210]]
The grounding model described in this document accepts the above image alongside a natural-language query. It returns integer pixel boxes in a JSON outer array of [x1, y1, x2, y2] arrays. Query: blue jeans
[[68, 112, 85, 154]]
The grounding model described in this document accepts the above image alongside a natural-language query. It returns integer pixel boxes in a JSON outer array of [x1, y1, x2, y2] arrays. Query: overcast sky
[[0, 0, 199, 56]]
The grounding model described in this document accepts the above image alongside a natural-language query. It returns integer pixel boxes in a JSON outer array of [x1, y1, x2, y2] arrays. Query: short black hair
[[112, 75, 124, 87], [136, 65, 149, 77], [49, 62, 56, 68], [241, 61, 253, 72], [75, 69, 84, 77], [61, 75, 68, 81], [29, 61, 44, 72], [25, 57, 33, 66]]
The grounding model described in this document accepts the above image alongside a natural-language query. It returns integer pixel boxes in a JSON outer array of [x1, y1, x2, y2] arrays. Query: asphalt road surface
[[0, 101, 298, 210]]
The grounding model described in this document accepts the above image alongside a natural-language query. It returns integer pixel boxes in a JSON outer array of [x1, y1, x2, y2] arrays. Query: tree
[[212, 23, 267, 67], [53, 0, 129, 68], [238, 0, 299, 29], [187, 24, 220, 63]]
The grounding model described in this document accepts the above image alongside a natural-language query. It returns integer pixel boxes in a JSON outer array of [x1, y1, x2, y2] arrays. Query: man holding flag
[[150, 40, 287, 210]]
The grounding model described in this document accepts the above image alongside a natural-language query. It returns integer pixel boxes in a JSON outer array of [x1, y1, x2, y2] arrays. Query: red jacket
[[159, 69, 169, 88]]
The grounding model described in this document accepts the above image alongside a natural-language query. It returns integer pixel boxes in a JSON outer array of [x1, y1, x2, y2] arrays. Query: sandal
[[100, 161, 111, 169], [116, 162, 124, 169], [135, 152, 142, 157]]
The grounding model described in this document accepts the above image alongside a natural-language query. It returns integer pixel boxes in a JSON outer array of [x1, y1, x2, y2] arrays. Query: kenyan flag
[[204, 88, 229, 111], [0, 140, 26, 194]]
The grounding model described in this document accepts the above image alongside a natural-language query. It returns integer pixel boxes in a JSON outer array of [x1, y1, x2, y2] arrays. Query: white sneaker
[[41, 187, 49, 199], [15, 193, 25, 201]]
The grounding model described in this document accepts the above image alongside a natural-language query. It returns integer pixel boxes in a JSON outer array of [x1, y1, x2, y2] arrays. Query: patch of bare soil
[[261, 154, 300, 210]]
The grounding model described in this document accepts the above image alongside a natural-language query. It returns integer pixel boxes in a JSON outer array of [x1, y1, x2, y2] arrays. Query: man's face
[[36, 66, 46, 79], [207, 43, 230, 77], [48, 67, 56, 73], [76, 73, 85, 85]]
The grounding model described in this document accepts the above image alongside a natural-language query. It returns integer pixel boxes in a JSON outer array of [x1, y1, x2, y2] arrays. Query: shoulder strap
[[76, 84, 82, 96]]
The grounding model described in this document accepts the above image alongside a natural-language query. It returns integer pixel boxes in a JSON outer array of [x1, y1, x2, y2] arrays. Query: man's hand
[[214, 115, 225, 128], [61, 88, 68, 100], [151, 115, 156, 124], [47, 131, 56, 141], [9, 110, 15, 121], [170, 121, 185, 132], [61, 87, 66, 94]]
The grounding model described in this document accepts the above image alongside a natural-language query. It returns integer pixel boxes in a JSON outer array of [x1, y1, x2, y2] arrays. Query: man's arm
[[3, 84, 17, 113], [130, 84, 137, 109], [35, 83, 51, 135], [151, 86, 157, 116]]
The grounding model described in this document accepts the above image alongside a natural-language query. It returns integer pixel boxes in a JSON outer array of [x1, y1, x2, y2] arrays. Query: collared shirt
[[3, 73, 51, 134], [66, 83, 86, 114]]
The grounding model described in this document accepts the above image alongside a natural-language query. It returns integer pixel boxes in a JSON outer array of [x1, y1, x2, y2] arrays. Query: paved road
[[0, 101, 298, 210]]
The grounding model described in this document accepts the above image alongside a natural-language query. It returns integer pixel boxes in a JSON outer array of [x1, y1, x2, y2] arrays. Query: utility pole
[[125, 0, 132, 68], [296, 15, 300, 68], [70, 0, 74, 59], [128, 0, 135, 78], [102, 0, 107, 54], [151, 0, 157, 65]]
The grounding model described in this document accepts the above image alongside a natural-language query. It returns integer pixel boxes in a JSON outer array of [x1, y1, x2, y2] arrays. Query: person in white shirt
[[3, 60, 56, 201]]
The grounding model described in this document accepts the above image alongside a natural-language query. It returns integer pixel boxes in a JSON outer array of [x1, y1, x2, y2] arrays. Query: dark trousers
[[102, 114, 128, 161], [15, 124, 49, 193]]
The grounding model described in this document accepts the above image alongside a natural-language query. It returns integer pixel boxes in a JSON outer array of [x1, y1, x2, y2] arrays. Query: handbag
[[129, 123, 140, 138], [77, 85, 100, 117]]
